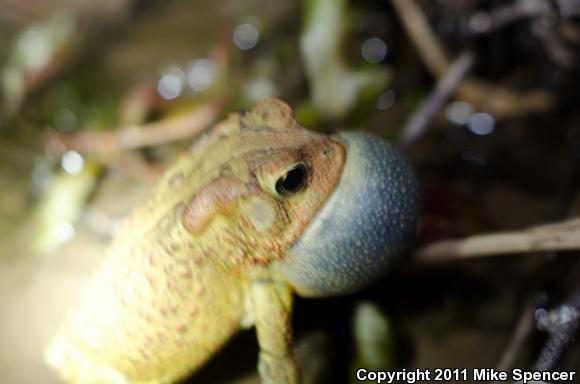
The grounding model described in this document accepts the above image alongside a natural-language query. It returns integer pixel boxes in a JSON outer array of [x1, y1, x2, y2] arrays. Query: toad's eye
[[275, 163, 307, 196]]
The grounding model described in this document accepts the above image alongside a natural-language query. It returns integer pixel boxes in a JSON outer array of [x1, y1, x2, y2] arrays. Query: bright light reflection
[[233, 23, 260, 50], [445, 101, 474, 125], [470, 12, 491, 33], [376, 90, 395, 110], [245, 78, 278, 101], [157, 67, 185, 100], [17, 28, 51, 70], [61, 150, 84, 174], [468, 112, 495, 135], [53, 221, 75, 243], [361, 37, 388, 64], [187, 59, 215, 91]]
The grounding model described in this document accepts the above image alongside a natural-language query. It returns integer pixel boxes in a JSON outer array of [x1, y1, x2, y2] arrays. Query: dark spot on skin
[[165, 279, 177, 291], [176, 324, 188, 333], [219, 164, 233, 178], [164, 242, 179, 254], [244, 177, 260, 190], [239, 217, 250, 228], [147, 252, 157, 267], [157, 332, 168, 343], [139, 348, 151, 359], [145, 274, 156, 288], [180, 269, 192, 279], [163, 264, 174, 275], [142, 312, 153, 323], [193, 254, 204, 264]]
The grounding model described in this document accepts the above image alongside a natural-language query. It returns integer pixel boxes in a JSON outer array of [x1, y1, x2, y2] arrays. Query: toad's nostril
[[274, 132, 421, 297]]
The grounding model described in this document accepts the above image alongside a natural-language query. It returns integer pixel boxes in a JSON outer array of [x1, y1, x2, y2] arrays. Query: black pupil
[[276, 164, 307, 196]]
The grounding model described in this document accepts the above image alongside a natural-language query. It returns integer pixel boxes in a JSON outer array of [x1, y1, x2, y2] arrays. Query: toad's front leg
[[251, 272, 299, 384]]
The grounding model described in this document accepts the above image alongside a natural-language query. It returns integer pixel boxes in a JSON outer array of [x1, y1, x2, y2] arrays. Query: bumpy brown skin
[[45, 99, 345, 383]]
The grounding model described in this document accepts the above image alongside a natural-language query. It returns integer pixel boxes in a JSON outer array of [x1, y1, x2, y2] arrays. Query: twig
[[468, 0, 580, 35], [45, 99, 224, 156], [507, 263, 580, 384], [44, 31, 230, 157], [390, 0, 449, 77], [557, 0, 580, 17], [533, 17, 576, 67], [468, 0, 548, 35], [496, 301, 536, 371], [390, 0, 554, 119], [533, 289, 580, 371], [399, 51, 474, 149], [415, 217, 580, 262]]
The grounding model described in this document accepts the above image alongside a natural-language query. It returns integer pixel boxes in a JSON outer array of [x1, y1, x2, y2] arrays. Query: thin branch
[[496, 301, 536, 371], [468, 0, 580, 35], [390, 0, 449, 77], [390, 0, 554, 119], [399, 51, 474, 149], [44, 32, 230, 157], [533, 289, 580, 371], [468, 0, 548, 35], [415, 217, 580, 262], [45, 99, 224, 156]]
